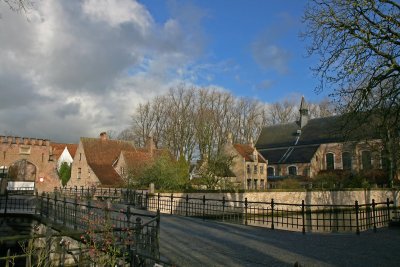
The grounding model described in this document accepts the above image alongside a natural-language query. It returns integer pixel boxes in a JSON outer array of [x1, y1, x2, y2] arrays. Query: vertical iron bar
[[355, 200, 360, 235], [170, 194, 173, 215], [372, 199, 377, 232], [271, 198, 275, 230], [245, 198, 248, 226], [203, 195, 206, 221], [186, 194, 189, 217], [302, 200, 305, 234]]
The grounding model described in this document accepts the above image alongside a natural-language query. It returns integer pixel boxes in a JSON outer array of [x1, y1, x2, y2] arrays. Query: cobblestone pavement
[[159, 215, 400, 267]]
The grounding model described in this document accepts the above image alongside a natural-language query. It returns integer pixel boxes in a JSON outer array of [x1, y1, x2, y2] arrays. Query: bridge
[[2, 188, 400, 266], [0, 191, 162, 266]]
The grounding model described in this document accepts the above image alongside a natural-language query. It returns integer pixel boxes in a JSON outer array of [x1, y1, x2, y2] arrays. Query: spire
[[299, 96, 309, 128]]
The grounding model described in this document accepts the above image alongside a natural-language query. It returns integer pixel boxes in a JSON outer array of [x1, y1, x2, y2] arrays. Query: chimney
[[7, 136, 12, 144], [38, 139, 43, 146], [0, 136, 4, 143], [299, 96, 309, 128], [31, 138, 36, 145], [100, 132, 108, 141], [146, 135, 155, 155], [23, 137, 29, 145], [15, 137, 20, 144]]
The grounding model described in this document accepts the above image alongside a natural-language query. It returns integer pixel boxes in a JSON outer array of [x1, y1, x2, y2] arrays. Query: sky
[[0, 0, 327, 143]]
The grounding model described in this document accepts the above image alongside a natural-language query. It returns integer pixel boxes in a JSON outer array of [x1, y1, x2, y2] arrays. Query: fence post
[[145, 192, 149, 210], [185, 194, 189, 217], [73, 196, 78, 230], [245, 198, 248, 226], [355, 200, 360, 235], [133, 217, 142, 266], [202, 195, 206, 221], [372, 199, 377, 233], [301, 200, 305, 234], [54, 193, 58, 223], [271, 198, 275, 230], [386, 198, 391, 224], [63, 197, 67, 226], [170, 194, 174, 215], [157, 193, 160, 211], [222, 196, 225, 222], [4, 190, 8, 214]]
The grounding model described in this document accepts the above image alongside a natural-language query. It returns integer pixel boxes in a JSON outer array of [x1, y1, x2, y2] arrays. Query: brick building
[[0, 136, 61, 193], [256, 97, 386, 184]]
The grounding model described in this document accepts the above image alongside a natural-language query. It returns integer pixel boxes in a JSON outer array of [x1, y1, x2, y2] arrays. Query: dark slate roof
[[259, 145, 320, 164], [256, 115, 379, 150], [256, 113, 380, 164]]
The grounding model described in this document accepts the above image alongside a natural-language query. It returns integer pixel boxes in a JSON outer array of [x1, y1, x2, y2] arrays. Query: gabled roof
[[259, 145, 320, 164], [233, 144, 267, 163], [81, 138, 136, 186], [51, 143, 78, 160], [256, 115, 379, 150]]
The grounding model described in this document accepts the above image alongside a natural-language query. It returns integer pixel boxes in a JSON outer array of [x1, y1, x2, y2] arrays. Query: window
[[288, 166, 297, 176], [120, 167, 125, 175], [253, 165, 258, 174], [267, 167, 275, 177], [260, 166, 264, 174], [303, 167, 310, 177], [78, 168, 81, 179], [381, 151, 389, 171], [260, 179, 265, 189], [326, 153, 335, 170], [247, 164, 251, 174], [247, 179, 252, 190], [362, 151, 372, 170], [342, 152, 352, 170], [254, 179, 258, 189], [79, 153, 82, 161]]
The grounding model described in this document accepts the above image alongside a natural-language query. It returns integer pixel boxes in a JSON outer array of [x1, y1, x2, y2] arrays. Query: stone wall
[[156, 189, 399, 206]]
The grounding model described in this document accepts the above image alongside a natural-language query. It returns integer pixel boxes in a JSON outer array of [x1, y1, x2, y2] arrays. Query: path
[[159, 214, 400, 267]]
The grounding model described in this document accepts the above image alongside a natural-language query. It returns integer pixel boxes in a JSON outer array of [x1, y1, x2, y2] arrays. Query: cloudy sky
[[0, 0, 324, 143]]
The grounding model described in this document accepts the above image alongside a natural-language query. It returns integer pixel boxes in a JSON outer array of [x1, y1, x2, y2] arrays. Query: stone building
[[223, 134, 268, 190], [256, 97, 386, 183], [69, 132, 136, 188], [0, 136, 61, 193]]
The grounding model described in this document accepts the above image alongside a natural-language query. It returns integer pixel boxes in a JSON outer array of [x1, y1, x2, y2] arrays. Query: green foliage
[[137, 154, 189, 190], [58, 162, 71, 186], [276, 178, 303, 190], [195, 154, 235, 190], [312, 170, 390, 189]]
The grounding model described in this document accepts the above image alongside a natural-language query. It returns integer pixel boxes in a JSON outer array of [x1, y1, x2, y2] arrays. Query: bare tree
[[303, 0, 400, 184], [267, 99, 297, 125]]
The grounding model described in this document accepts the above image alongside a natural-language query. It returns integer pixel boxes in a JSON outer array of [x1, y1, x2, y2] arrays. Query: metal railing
[[146, 193, 395, 234], [0, 190, 162, 266], [54, 187, 397, 234]]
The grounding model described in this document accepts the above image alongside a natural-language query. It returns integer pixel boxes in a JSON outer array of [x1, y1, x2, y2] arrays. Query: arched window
[[288, 166, 297, 176], [267, 167, 275, 177], [326, 153, 335, 170], [342, 152, 352, 170], [362, 151, 372, 170]]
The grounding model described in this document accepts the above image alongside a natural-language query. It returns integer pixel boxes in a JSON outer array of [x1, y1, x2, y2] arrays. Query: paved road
[[159, 214, 400, 267]]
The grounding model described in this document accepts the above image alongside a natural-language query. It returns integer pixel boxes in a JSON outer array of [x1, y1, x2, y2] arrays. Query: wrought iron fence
[[0, 190, 163, 266], [145, 193, 395, 234], [54, 187, 397, 234]]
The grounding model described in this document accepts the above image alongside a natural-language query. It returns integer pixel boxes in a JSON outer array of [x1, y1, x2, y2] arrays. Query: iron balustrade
[[55, 187, 397, 234], [0, 190, 162, 266]]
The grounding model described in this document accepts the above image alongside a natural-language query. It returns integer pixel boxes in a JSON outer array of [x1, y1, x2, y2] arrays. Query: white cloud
[[0, 0, 208, 142]]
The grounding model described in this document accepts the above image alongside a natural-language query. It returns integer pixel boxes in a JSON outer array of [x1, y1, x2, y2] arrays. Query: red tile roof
[[81, 138, 136, 186], [51, 143, 78, 160], [233, 144, 267, 163]]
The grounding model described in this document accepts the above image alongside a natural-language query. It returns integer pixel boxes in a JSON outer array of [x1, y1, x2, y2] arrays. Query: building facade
[[0, 135, 61, 193]]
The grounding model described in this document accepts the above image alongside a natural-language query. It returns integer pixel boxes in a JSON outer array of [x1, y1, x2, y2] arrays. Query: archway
[[8, 160, 37, 182]]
